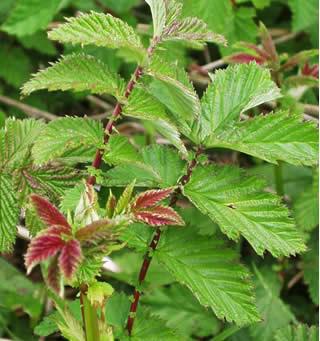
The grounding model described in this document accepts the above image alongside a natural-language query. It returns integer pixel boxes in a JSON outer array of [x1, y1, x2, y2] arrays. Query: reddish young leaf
[[134, 205, 184, 226], [302, 63, 319, 79], [47, 255, 60, 293], [227, 53, 265, 65], [240, 43, 270, 60], [259, 22, 278, 62], [25, 234, 64, 273], [59, 239, 82, 279], [132, 188, 173, 209], [31, 194, 71, 230]]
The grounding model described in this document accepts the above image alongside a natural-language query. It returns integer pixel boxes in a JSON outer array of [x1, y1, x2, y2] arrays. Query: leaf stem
[[212, 325, 241, 341], [125, 147, 203, 335]]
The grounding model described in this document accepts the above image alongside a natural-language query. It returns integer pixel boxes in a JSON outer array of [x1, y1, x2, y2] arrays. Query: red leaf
[[47, 256, 60, 293], [302, 63, 319, 79], [75, 219, 113, 242], [25, 234, 64, 273], [31, 194, 71, 230], [134, 205, 184, 226], [240, 43, 270, 60], [132, 188, 173, 209], [227, 53, 265, 65], [59, 239, 82, 279]]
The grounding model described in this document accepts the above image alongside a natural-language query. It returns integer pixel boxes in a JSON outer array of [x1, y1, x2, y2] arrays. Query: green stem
[[81, 290, 100, 341], [274, 161, 284, 197], [212, 325, 241, 341]]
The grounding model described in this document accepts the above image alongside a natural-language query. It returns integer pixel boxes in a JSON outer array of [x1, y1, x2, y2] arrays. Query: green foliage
[[249, 266, 295, 340], [196, 63, 281, 142], [154, 227, 260, 325], [274, 324, 318, 341], [32, 117, 104, 164], [104, 144, 186, 188], [48, 11, 146, 62], [204, 111, 319, 166], [2, 0, 62, 36], [21, 54, 125, 99], [302, 230, 319, 305], [183, 165, 305, 257]]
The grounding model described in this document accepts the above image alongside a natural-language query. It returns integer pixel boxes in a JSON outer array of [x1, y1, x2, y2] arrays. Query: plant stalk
[[126, 147, 203, 335]]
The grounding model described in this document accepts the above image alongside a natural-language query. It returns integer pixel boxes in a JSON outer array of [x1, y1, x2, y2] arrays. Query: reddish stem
[[126, 148, 203, 335]]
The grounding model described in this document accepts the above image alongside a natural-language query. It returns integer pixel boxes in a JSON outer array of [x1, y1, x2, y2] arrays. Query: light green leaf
[[103, 144, 186, 188], [2, 0, 62, 36], [154, 227, 259, 325], [249, 266, 295, 341], [183, 165, 306, 257], [142, 284, 220, 338], [302, 229, 319, 305], [274, 324, 318, 341], [103, 135, 141, 165], [0, 118, 44, 170], [145, 0, 168, 38], [115, 181, 135, 215], [204, 111, 319, 166], [0, 174, 19, 252], [294, 172, 319, 231], [148, 55, 200, 135], [48, 11, 145, 62], [21, 54, 125, 99], [32, 117, 104, 164], [197, 63, 281, 140]]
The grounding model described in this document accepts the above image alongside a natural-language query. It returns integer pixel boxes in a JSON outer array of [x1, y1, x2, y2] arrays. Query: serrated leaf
[[294, 172, 319, 231], [2, 0, 62, 36], [147, 55, 200, 134], [196, 63, 281, 141], [0, 174, 19, 252], [133, 205, 184, 226], [48, 11, 145, 62], [154, 227, 259, 325], [58, 239, 82, 279], [142, 284, 220, 338], [249, 266, 295, 341], [274, 324, 318, 341], [302, 229, 319, 305], [32, 117, 104, 164], [183, 165, 306, 257], [115, 181, 135, 215], [132, 188, 173, 209], [103, 135, 141, 165], [204, 111, 319, 166], [0, 118, 45, 170], [103, 144, 186, 188], [21, 54, 125, 99]]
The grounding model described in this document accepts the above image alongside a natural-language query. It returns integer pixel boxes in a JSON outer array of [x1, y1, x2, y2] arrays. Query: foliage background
[[0, 0, 318, 340]]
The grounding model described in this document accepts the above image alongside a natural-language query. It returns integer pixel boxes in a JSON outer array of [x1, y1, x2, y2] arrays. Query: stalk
[[126, 147, 203, 335], [80, 289, 100, 341]]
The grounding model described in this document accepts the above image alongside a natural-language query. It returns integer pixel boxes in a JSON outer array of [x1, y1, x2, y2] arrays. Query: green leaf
[[249, 266, 295, 341], [0, 257, 42, 318], [145, 0, 168, 38], [142, 284, 220, 338], [147, 55, 200, 136], [32, 117, 104, 164], [302, 229, 319, 305], [0, 44, 32, 88], [183, 165, 306, 257], [204, 111, 319, 166], [294, 172, 319, 231], [196, 63, 281, 141], [0, 118, 45, 170], [18, 31, 57, 56], [21, 54, 125, 99], [154, 227, 259, 325], [2, 0, 62, 36], [103, 135, 141, 165], [48, 11, 146, 62], [115, 181, 135, 215], [288, 0, 318, 46], [104, 144, 186, 188], [274, 324, 318, 341]]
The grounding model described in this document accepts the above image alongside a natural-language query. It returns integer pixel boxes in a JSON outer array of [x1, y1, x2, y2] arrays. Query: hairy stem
[[126, 147, 203, 335]]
